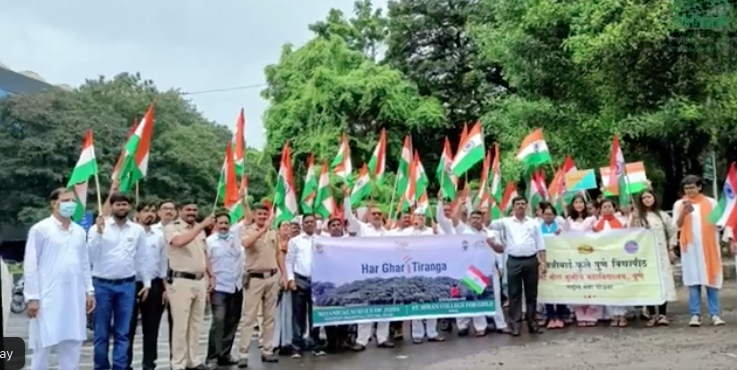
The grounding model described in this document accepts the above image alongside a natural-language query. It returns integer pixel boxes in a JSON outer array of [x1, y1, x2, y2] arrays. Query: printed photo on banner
[[310, 235, 501, 326], [538, 228, 666, 306]]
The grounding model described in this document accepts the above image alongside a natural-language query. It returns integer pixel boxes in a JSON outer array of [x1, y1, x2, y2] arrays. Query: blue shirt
[[540, 221, 558, 235]]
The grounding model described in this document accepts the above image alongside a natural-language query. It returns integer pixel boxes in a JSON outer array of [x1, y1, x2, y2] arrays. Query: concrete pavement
[[8, 282, 737, 370]]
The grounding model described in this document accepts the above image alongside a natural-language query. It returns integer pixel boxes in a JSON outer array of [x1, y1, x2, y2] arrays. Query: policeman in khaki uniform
[[164, 201, 215, 370], [237, 203, 279, 367]]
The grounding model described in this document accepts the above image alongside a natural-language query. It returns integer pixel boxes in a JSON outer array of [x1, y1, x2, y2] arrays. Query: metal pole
[[711, 151, 719, 198]]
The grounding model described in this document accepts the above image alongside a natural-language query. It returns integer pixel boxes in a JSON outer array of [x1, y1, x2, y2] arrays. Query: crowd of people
[[20, 174, 735, 370]]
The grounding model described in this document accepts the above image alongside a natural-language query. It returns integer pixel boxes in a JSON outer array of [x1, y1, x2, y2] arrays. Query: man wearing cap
[[342, 188, 394, 349]]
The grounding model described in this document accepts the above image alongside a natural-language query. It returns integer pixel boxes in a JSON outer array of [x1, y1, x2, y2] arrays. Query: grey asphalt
[[7, 283, 737, 370]]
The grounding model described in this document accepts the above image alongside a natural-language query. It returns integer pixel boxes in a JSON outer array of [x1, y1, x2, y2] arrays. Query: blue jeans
[[688, 285, 720, 316], [93, 277, 136, 370]]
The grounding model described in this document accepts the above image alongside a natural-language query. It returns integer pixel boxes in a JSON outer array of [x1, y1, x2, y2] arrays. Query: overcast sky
[[0, 0, 388, 149]]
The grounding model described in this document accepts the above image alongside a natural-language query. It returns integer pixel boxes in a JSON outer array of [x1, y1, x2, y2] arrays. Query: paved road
[[8, 284, 737, 370]]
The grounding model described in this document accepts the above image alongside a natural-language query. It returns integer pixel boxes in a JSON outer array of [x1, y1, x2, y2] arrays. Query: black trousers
[[647, 303, 668, 316], [292, 274, 320, 352], [207, 290, 243, 361], [323, 325, 350, 353], [126, 279, 165, 370], [507, 255, 539, 329], [167, 304, 173, 360]]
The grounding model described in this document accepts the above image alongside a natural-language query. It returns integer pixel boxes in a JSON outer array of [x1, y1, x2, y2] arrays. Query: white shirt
[[286, 233, 315, 280], [206, 233, 245, 293], [343, 201, 388, 237], [489, 216, 544, 257], [396, 226, 434, 236], [24, 216, 93, 349], [138, 227, 167, 281], [87, 217, 153, 288]]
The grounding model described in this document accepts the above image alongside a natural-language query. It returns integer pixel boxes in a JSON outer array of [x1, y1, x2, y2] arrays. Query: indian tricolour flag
[[119, 104, 155, 193], [501, 182, 518, 215], [273, 143, 298, 226], [367, 128, 387, 184], [314, 161, 335, 219], [221, 142, 242, 222], [490, 143, 503, 219], [452, 122, 484, 177], [67, 130, 99, 222], [395, 136, 413, 202], [461, 265, 490, 295], [475, 150, 492, 211], [435, 137, 457, 200], [349, 163, 371, 207], [330, 134, 352, 182], [300, 154, 317, 214], [516, 128, 551, 172], [708, 162, 737, 229]]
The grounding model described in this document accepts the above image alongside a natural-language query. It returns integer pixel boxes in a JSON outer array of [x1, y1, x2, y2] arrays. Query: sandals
[[657, 315, 669, 326], [645, 316, 658, 327]]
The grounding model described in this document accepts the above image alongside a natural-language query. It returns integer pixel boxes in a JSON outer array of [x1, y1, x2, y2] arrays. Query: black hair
[[328, 218, 342, 226], [48, 187, 73, 201], [136, 200, 157, 212], [539, 201, 557, 216], [470, 210, 484, 217], [302, 213, 316, 221], [253, 203, 269, 211], [567, 194, 589, 220], [599, 198, 617, 212], [680, 175, 703, 193], [214, 211, 231, 222], [109, 193, 132, 205], [159, 199, 176, 208], [511, 195, 527, 206], [177, 200, 197, 209], [634, 190, 662, 227]]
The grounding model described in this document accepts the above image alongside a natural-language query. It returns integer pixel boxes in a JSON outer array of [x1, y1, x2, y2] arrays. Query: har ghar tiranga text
[[310, 234, 502, 326]]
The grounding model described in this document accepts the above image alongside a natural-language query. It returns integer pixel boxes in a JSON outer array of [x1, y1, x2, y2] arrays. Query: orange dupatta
[[593, 214, 623, 232], [678, 194, 720, 286]]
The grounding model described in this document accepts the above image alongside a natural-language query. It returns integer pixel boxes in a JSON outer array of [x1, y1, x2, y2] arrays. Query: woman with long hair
[[630, 189, 678, 326], [564, 194, 599, 326], [272, 220, 295, 355]]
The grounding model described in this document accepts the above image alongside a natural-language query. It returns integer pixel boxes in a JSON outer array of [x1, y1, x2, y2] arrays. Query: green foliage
[[261, 34, 445, 191], [0, 73, 271, 223]]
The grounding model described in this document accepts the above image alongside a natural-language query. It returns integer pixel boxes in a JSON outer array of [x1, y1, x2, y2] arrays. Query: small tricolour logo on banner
[[460, 265, 489, 295]]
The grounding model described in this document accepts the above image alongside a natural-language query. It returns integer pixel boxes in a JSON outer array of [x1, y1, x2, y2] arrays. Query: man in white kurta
[[24, 188, 95, 370], [343, 197, 395, 349], [673, 176, 725, 326], [395, 209, 445, 343]]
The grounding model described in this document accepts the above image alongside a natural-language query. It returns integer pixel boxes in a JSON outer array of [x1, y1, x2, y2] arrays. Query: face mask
[[58, 201, 77, 218], [217, 231, 230, 240]]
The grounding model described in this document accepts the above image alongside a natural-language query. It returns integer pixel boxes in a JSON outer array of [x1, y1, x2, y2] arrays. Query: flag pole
[[94, 173, 103, 213], [135, 183, 140, 205], [711, 150, 719, 198], [212, 189, 220, 216], [386, 173, 401, 223]]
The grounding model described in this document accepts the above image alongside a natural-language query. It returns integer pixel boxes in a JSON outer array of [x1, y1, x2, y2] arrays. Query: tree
[[384, 0, 509, 130], [260, 35, 446, 195], [0, 73, 270, 223], [469, 0, 737, 204]]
